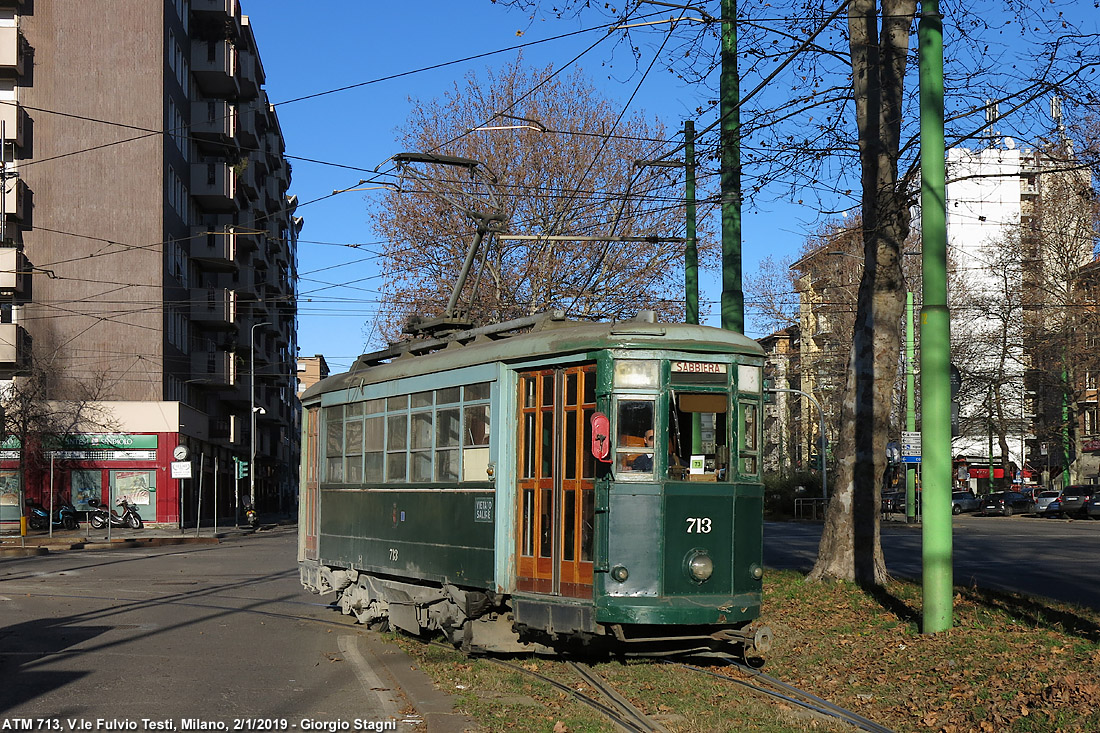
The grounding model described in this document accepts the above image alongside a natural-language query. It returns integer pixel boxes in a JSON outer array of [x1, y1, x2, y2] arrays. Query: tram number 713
[[686, 517, 713, 534]]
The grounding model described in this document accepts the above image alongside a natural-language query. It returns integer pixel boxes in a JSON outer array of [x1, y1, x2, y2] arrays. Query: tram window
[[364, 417, 383, 482], [670, 392, 731, 481], [437, 408, 460, 448], [438, 386, 461, 405], [346, 402, 364, 417], [436, 449, 459, 481], [411, 450, 432, 482], [615, 398, 655, 474], [523, 377, 538, 408], [388, 395, 408, 411], [345, 420, 363, 483], [465, 382, 490, 401], [325, 407, 344, 483], [364, 398, 385, 415], [412, 390, 433, 409], [565, 373, 578, 406], [386, 414, 408, 483], [542, 376, 555, 407], [740, 401, 759, 476], [386, 452, 407, 482], [464, 404, 490, 446], [411, 412, 432, 450]]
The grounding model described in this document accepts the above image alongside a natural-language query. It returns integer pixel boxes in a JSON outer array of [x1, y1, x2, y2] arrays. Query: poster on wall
[[71, 470, 102, 512], [0, 469, 20, 522], [112, 470, 155, 506]]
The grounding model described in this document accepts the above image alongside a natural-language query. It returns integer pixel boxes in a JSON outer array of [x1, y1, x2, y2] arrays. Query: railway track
[[9, 580, 894, 732]]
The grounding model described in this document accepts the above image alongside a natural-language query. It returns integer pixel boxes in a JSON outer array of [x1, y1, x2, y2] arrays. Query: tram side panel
[[318, 488, 496, 588]]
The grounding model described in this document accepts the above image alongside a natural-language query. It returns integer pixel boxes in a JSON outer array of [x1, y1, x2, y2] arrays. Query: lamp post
[[250, 321, 271, 509]]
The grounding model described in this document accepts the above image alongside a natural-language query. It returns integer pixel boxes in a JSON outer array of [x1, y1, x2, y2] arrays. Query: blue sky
[[246, 1, 789, 372]]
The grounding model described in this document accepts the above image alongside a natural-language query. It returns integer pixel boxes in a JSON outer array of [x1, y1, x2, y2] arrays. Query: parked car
[[977, 491, 1034, 517], [1033, 490, 1063, 517], [951, 491, 981, 515], [1086, 493, 1100, 520], [1057, 485, 1097, 519]]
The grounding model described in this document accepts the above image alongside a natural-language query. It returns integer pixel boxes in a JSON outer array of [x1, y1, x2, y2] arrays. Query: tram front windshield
[[669, 392, 729, 480]]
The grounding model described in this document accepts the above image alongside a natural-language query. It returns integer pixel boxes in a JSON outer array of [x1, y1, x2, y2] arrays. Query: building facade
[[0, 0, 300, 528]]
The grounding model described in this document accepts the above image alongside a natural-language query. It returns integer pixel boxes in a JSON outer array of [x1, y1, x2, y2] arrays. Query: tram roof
[[301, 311, 763, 401]]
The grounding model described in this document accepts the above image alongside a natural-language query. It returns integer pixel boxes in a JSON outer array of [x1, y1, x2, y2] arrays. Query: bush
[[763, 470, 822, 519]]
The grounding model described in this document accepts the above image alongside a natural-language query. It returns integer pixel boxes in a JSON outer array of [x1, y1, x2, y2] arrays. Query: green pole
[[684, 120, 699, 326], [919, 0, 953, 634], [1061, 365, 1071, 486], [906, 291, 917, 523], [720, 0, 743, 333], [685, 120, 703, 454]]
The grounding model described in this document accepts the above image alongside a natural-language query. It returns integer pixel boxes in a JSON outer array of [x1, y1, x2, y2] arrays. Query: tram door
[[516, 365, 596, 598], [301, 406, 320, 561]]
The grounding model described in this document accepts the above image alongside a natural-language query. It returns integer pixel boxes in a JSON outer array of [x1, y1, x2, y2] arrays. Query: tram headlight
[[610, 565, 630, 583], [685, 551, 714, 583], [749, 563, 763, 580]]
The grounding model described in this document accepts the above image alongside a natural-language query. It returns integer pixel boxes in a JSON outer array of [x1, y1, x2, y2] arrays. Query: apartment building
[[946, 142, 1093, 488], [0, 0, 300, 527]]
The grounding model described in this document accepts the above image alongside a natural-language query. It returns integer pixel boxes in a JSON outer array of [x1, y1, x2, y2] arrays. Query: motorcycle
[[241, 495, 259, 529], [88, 498, 144, 530], [26, 498, 79, 531]]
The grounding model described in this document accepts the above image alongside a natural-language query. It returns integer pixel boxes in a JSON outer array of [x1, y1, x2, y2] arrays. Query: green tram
[[298, 311, 773, 656]]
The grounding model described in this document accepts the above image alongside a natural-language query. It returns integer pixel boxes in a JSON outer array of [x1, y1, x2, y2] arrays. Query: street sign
[[902, 455, 922, 464], [171, 460, 192, 479], [901, 430, 921, 457]]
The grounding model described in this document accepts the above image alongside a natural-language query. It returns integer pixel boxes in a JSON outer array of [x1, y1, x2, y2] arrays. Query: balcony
[[237, 47, 261, 100], [2, 175, 23, 220], [0, 322, 29, 370], [0, 100, 23, 147], [191, 347, 236, 388], [191, 99, 237, 150], [191, 39, 239, 97], [191, 161, 237, 212], [192, 0, 240, 21], [190, 224, 238, 271], [237, 102, 259, 149], [237, 156, 258, 201], [0, 26, 23, 76], [0, 245, 25, 294], [191, 287, 237, 328]]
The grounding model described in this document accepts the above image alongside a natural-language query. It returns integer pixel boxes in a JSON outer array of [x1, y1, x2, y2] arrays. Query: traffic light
[[234, 457, 249, 479]]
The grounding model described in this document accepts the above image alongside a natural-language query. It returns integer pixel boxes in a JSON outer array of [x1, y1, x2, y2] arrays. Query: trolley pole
[[919, 0, 953, 634], [720, 0, 744, 334]]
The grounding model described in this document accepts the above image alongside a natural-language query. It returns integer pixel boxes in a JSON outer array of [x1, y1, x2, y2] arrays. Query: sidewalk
[[0, 516, 291, 557]]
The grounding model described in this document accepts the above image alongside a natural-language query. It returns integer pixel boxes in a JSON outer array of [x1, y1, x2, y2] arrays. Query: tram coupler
[[712, 624, 773, 654]]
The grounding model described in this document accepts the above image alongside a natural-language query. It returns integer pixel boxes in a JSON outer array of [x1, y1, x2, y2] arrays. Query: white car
[[1033, 490, 1062, 516]]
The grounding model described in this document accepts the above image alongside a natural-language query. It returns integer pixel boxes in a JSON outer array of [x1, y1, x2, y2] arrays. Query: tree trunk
[[808, 0, 914, 586]]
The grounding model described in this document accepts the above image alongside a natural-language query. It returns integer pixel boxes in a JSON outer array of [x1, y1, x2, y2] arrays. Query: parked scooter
[[88, 498, 144, 530], [26, 498, 79, 531]]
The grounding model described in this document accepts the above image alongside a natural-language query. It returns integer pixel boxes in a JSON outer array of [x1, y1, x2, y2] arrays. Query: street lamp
[[250, 321, 271, 510]]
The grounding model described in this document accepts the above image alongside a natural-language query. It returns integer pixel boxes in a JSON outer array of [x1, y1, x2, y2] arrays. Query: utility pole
[[684, 120, 698, 326], [905, 292, 917, 523], [919, 0, 953, 634], [720, 0, 744, 334]]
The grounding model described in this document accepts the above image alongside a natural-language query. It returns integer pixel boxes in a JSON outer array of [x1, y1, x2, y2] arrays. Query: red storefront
[[0, 432, 185, 528]]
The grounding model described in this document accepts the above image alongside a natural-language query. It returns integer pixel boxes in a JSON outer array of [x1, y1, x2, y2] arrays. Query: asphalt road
[[0, 527, 430, 729], [765, 514, 1100, 610]]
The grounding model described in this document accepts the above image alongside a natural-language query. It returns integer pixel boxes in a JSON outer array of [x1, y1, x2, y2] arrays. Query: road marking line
[[338, 634, 402, 720]]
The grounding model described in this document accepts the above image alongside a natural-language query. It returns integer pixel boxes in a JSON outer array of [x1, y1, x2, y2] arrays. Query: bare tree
[[370, 58, 715, 343], [1, 346, 120, 521], [489, 0, 1100, 585]]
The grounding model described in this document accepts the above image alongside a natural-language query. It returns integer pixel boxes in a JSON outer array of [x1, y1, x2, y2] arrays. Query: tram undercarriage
[[303, 562, 772, 658]]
